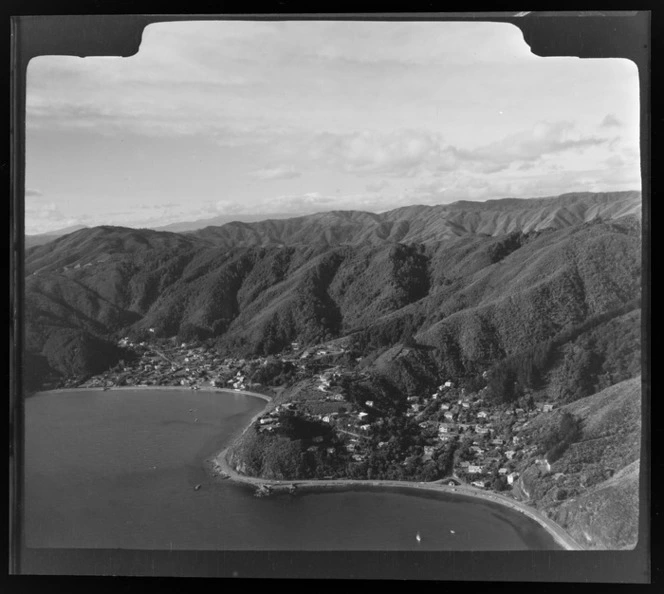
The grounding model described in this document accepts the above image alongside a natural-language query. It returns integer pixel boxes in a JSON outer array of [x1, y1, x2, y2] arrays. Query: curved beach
[[37, 385, 582, 550]]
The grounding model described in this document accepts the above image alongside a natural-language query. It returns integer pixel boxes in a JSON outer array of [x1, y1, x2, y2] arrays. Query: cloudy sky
[[25, 20, 641, 234]]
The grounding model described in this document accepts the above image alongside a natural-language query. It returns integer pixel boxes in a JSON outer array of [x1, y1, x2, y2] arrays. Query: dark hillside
[[23, 193, 642, 392]]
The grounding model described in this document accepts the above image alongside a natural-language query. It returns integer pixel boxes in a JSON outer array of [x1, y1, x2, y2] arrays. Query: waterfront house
[[471, 480, 486, 489], [507, 472, 519, 485]]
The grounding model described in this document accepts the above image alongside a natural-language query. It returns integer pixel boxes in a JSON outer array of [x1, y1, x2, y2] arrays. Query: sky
[[25, 20, 642, 234]]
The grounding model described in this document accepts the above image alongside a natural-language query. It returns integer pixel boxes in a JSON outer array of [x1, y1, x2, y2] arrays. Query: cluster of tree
[[248, 357, 297, 387], [485, 298, 641, 404], [539, 411, 583, 462]]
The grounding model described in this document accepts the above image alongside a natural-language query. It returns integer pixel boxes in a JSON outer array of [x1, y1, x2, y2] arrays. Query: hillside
[[23, 192, 641, 390], [514, 377, 642, 550], [189, 191, 640, 247]]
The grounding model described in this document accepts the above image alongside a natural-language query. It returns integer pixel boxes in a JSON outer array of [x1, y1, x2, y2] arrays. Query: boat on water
[[416, 532, 421, 543]]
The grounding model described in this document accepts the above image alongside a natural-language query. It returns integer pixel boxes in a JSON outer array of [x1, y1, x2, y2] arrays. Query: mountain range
[[22, 189, 644, 549], [24, 190, 642, 385]]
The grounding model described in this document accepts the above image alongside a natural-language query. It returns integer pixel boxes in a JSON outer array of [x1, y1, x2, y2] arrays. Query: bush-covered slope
[[23, 194, 642, 392], [515, 377, 642, 549]]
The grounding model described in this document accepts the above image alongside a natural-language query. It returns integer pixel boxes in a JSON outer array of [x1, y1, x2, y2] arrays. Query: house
[[468, 465, 483, 474], [365, 400, 374, 407], [461, 401, 470, 409], [505, 450, 516, 460], [444, 411, 455, 421], [542, 404, 555, 412], [477, 411, 489, 419], [443, 380, 454, 388], [322, 415, 332, 423], [512, 436, 521, 444], [459, 461, 470, 468], [475, 426, 490, 435], [440, 403, 450, 411], [358, 412, 369, 420], [423, 446, 436, 460], [438, 423, 455, 434], [326, 447, 335, 454], [491, 438, 504, 446], [498, 468, 509, 475], [471, 480, 486, 489], [360, 424, 371, 431], [507, 472, 519, 485]]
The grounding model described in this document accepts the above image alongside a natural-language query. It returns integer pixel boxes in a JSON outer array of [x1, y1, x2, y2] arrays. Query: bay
[[24, 389, 560, 550]]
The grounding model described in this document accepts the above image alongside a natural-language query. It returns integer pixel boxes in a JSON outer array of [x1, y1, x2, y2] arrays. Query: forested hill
[[23, 191, 641, 391], [190, 191, 641, 247]]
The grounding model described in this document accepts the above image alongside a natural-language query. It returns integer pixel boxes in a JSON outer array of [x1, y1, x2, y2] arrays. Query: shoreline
[[37, 384, 581, 550], [34, 385, 273, 403], [211, 447, 583, 551]]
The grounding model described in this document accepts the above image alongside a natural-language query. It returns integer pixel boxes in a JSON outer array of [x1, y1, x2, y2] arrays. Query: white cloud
[[310, 130, 448, 177], [600, 113, 622, 128], [451, 121, 607, 173], [251, 165, 301, 180], [25, 188, 43, 197]]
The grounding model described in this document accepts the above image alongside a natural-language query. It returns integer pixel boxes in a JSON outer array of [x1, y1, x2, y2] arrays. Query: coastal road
[[212, 446, 585, 552]]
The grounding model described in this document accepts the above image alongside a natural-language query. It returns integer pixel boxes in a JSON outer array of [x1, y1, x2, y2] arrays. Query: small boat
[[450, 530, 455, 534], [288, 484, 297, 494], [194, 484, 202, 491], [416, 532, 421, 543]]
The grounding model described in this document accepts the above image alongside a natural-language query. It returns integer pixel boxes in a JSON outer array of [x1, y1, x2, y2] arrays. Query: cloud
[[366, 180, 390, 192], [24, 202, 83, 235], [251, 165, 301, 180], [310, 130, 448, 177], [25, 188, 43, 197], [600, 113, 622, 128], [450, 121, 607, 173]]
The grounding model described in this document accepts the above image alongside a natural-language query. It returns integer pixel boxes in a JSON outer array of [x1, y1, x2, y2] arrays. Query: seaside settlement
[[66, 334, 562, 497]]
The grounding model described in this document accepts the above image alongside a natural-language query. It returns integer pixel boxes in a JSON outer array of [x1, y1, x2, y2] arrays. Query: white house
[[444, 380, 454, 388], [477, 411, 489, 419], [358, 412, 369, 420], [365, 400, 374, 407], [468, 465, 483, 474], [498, 468, 509, 475], [507, 472, 519, 485], [542, 404, 555, 412], [471, 480, 486, 489], [505, 450, 516, 460], [444, 411, 455, 421], [360, 424, 371, 431]]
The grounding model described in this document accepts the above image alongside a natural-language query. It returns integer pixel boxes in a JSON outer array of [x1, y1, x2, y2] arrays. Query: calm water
[[24, 389, 560, 550]]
